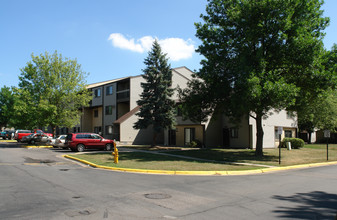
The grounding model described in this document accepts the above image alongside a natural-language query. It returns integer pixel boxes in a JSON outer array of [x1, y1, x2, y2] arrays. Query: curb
[[23, 145, 54, 149], [62, 154, 337, 176]]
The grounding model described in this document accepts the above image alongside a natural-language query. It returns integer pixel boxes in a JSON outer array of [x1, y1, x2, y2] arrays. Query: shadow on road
[[0, 142, 24, 148], [273, 191, 337, 219]]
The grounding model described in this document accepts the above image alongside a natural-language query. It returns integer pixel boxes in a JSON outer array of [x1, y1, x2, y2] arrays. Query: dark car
[[21, 133, 52, 145], [5, 130, 15, 140], [0, 131, 6, 139], [65, 133, 114, 152]]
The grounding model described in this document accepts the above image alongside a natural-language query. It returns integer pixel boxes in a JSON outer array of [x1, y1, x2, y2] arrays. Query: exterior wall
[[119, 112, 163, 145], [204, 114, 223, 147], [130, 76, 144, 110], [171, 68, 192, 100], [82, 108, 93, 132], [249, 110, 297, 149], [175, 125, 204, 147], [223, 116, 251, 148], [103, 83, 117, 139], [91, 87, 103, 106], [92, 106, 103, 132]]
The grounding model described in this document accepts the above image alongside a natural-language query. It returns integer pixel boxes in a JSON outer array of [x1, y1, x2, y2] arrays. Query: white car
[[50, 135, 67, 149]]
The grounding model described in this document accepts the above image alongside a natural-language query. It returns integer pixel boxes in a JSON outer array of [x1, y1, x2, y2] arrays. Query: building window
[[230, 128, 239, 138], [106, 85, 113, 95], [94, 88, 101, 97], [105, 125, 113, 134], [285, 130, 292, 138], [94, 109, 99, 118], [77, 127, 80, 132], [105, 106, 113, 115], [73, 127, 76, 133], [275, 129, 279, 140], [184, 128, 195, 145]]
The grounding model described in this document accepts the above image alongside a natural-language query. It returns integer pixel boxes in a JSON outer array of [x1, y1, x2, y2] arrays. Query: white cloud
[[107, 33, 144, 53], [107, 33, 195, 61]]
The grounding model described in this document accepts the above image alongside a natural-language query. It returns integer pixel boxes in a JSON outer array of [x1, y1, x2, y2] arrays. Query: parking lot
[[1, 141, 337, 219]]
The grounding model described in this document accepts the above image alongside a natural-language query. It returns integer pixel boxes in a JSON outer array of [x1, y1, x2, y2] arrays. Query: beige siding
[[249, 110, 297, 148], [92, 107, 102, 129], [130, 76, 144, 110], [82, 108, 93, 132]]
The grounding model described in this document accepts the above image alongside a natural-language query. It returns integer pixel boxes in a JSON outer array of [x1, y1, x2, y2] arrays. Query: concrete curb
[[23, 145, 54, 149], [63, 154, 337, 176]]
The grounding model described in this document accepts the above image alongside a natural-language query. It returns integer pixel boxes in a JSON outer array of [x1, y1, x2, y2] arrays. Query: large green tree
[[15, 51, 91, 134], [180, 0, 334, 156], [297, 44, 337, 142], [134, 40, 175, 146], [0, 86, 16, 128]]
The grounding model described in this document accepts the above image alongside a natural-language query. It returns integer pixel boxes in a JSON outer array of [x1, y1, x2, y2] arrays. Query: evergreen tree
[[134, 40, 175, 146]]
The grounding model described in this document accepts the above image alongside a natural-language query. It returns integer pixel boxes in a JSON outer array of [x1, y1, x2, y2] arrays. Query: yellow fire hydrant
[[112, 141, 118, 164]]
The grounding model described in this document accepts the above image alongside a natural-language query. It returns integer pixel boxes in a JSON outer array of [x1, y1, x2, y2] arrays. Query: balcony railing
[[117, 90, 130, 101]]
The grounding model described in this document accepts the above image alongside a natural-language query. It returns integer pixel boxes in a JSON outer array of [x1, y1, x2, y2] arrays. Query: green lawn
[[71, 152, 262, 171], [68, 144, 337, 171]]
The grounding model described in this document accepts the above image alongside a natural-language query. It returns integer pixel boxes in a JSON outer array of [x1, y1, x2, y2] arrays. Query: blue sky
[[0, 0, 336, 88]]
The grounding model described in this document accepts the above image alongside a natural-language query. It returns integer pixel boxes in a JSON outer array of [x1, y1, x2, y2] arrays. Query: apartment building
[[78, 66, 297, 148]]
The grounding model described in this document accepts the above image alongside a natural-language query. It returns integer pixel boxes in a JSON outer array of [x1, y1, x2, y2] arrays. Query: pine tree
[[134, 40, 175, 146]]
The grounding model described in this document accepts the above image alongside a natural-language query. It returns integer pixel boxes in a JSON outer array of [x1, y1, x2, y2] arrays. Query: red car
[[65, 133, 115, 152]]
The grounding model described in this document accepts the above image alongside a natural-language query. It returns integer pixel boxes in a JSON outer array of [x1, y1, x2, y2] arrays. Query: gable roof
[[86, 76, 130, 89]]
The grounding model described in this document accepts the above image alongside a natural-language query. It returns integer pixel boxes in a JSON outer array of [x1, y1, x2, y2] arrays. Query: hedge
[[281, 138, 305, 149]]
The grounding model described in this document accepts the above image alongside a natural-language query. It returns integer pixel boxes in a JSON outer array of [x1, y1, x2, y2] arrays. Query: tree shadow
[[0, 142, 24, 148], [272, 191, 337, 219]]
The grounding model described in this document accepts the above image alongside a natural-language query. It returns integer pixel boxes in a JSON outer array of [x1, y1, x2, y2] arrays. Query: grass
[[68, 144, 337, 171], [71, 152, 262, 171]]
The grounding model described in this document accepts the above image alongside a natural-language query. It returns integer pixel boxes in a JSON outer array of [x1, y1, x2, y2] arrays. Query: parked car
[[14, 130, 32, 142], [21, 133, 52, 145], [15, 129, 53, 142], [4, 130, 15, 140], [47, 135, 67, 149], [0, 131, 6, 139], [65, 133, 114, 152]]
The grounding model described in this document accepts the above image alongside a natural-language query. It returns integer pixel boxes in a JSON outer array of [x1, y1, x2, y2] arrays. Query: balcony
[[117, 90, 130, 102]]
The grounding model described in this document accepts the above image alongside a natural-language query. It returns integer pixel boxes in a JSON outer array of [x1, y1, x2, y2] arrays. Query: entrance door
[[168, 129, 176, 145], [223, 128, 230, 147]]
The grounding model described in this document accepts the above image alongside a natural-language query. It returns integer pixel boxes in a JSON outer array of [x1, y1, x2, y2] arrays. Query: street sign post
[[324, 130, 330, 161], [277, 127, 283, 165]]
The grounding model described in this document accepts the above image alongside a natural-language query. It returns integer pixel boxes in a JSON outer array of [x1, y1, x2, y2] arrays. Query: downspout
[[102, 86, 105, 137]]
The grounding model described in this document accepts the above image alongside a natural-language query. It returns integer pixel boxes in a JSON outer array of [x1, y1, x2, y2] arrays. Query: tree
[[134, 40, 176, 146], [15, 51, 91, 134], [0, 86, 16, 128], [297, 44, 337, 142], [298, 89, 337, 143], [180, 0, 333, 156]]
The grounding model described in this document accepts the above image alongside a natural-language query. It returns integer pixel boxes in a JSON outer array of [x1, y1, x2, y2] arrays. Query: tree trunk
[[308, 132, 312, 144], [255, 113, 264, 157], [152, 132, 157, 147]]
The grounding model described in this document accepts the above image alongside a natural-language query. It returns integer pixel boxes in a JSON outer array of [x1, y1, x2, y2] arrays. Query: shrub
[[188, 140, 202, 148], [281, 138, 305, 149]]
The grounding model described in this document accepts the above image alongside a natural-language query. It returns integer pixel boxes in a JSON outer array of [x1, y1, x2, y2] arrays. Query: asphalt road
[[1, 142, 337, 220]]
